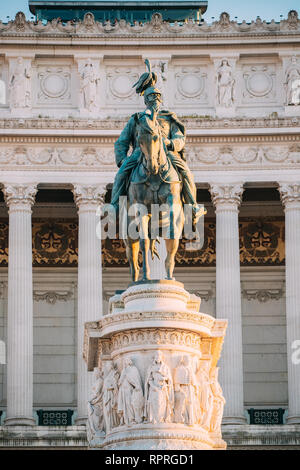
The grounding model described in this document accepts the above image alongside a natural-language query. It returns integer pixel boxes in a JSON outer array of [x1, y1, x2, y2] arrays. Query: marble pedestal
[[84, 280, 228, 450]]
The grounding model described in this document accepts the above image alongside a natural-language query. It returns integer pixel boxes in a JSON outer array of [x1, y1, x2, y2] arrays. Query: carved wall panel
[[175, 66, 208, 104], [32, 220, 78, 267], [105, 67, 140, 106], [239, 218, 285, 265], [242, 64, 277, 104], [0, 218, 286, 268], [35, 64, 72, 106]]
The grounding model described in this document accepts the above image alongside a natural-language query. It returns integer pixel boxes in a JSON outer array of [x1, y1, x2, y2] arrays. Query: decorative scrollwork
[[239, 218, 285, 266], [32, 220, 78, 267]]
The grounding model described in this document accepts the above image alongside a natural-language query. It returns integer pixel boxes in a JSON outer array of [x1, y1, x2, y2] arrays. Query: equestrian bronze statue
[[111, 60, 202, 282]]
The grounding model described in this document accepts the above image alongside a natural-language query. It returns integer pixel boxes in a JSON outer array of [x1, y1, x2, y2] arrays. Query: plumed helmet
[[133, 59, 158, 95], [143, 86, 162, 98]]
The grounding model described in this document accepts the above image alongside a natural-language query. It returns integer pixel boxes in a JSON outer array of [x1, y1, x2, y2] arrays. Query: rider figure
[[111, 62, 201, 227]]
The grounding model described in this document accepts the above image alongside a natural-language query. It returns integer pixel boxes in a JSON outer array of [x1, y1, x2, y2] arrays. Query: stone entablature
[[0, 12, 300, 119]]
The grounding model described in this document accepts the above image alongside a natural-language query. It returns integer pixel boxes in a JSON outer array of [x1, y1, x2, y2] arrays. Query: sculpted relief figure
[[87, 367, 104, 439], [209, 367, 226, 434], [0, 73, 5, 105], [9, 57, 31, 108], [285, 56, 300, 105], [103, 362, 120, 432], [117, 357, 144, 425], [174, 356, 199, 425], [216, 59, 235, 107], [144, 351, 174, 424], [196, 361, 214, 429], [80, 59, 100, 112]]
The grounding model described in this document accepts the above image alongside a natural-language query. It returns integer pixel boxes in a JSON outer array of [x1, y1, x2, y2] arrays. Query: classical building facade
[[0, 5, 300, 448]]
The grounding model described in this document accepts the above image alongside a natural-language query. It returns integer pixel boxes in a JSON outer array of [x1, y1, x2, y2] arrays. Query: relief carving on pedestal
[[118, 357, 144, 426], [174, 356, 199, 425], [87, 367, 105, 441], [209, 367, 225, 434], [144, 351, 174, 424], [87, 350, 226, 438], [103, 362, 120, 432]]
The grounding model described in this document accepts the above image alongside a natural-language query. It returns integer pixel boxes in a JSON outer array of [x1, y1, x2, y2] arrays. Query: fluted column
[[73, 184, 106, 425], [278, 183, 300, 424], [3, 183, 37, 426], [210, 183, 246, 424]]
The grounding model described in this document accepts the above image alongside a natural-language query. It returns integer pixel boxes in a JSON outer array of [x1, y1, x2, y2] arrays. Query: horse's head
[[138, 125, 162, 175], [139, 132, 161, 175]]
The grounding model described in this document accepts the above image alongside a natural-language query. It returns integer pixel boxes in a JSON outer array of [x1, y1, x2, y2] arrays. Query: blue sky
[[0, 1, 298, 22]]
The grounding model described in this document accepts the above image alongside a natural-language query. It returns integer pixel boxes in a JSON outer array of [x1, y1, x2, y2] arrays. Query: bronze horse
[[124, 112, 184, 282]]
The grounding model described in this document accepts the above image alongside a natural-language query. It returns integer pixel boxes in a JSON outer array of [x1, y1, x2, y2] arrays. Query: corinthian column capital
[[278, 183, 300, 209], [72, 184, 107, 209], [2, 183, 37, 210], [210, 183, 244, 209]]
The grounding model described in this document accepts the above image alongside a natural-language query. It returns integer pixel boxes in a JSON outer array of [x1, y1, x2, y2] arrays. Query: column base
[[75, 417, 87, 426], [222, 416, 247, 425], [4, 417, 36, 426], [286, 416, 300, 425]]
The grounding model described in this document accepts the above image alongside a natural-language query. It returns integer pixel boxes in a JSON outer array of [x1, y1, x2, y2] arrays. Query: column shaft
[[3, 184, 36, 426], [73, 185, 106, 425], [279, 183, 300, 424], [211, 183, 246, 424]]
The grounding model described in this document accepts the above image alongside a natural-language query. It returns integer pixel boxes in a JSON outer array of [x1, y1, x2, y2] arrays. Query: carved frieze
[[0, 142, 298, 172], [0, 218, 287, 267]]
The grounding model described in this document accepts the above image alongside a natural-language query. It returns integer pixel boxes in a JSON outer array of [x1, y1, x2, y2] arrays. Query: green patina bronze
[[111, 59, 203, 282]]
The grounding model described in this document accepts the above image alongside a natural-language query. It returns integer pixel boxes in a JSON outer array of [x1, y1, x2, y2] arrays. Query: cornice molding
[[0, 11, 299, 41], [1, 135, 300, 146]]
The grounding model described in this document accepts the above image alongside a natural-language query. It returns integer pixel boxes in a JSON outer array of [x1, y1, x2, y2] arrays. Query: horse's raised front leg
[[164, 238, 179, 280], [125, 238, 140, 282]]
